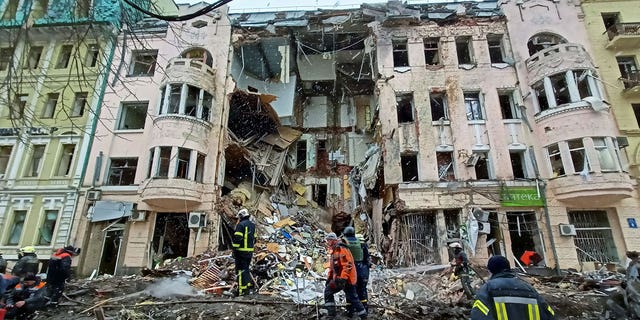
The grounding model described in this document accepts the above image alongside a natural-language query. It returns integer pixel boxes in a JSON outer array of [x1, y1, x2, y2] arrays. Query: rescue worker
[[342, 227, 370, 314], [1, 252, 20, 301], [232, 208, 255, 296], [604, 251, 640, 318], [323, 232, 367, 319], [12, 247, 39, 279], [45, 246, 80, 306], [3, 273, 47, 320], [471, 255, 555, 320], [449, 242, 468, 276]]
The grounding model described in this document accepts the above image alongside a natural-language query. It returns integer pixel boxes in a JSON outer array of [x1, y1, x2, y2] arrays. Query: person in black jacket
[[342, 227, 371, 314], [45, 246, 80, 306], [12, 247, 39, 279], [471, 255, 555, 320], [3, 273, 47, 320], [232, 209, 255, 296]]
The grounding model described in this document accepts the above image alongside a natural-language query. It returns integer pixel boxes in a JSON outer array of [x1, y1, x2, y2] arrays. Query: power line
[[121, 0, 233, 21]]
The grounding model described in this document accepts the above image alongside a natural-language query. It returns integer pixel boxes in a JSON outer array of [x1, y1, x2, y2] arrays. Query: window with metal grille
[[568, 210, 618, 263], [398, 212, 439, 266]]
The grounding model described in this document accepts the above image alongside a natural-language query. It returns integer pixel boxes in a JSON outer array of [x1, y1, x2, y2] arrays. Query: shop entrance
[[152, 213, 190, 264], [507, 211, 545, 265]]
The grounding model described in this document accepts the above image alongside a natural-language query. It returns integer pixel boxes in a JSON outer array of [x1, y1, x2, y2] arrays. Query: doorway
[[98, 226, 124, 275], [152, 213, 190, 264], [506, 211, 544, 264]]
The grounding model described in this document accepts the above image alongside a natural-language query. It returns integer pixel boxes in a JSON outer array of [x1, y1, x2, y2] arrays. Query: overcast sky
[[179, 0, 447, 12]]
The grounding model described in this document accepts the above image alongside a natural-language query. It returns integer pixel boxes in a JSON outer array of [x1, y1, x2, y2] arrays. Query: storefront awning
[[91, 201, 134, 222]]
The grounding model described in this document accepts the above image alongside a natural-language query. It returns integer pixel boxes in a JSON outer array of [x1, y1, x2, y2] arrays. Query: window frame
[[25, 45, 44, 70], [487, 34, 506, 64], [116, 101, 148, 131], [128, 50, 158, 77], [456, 36, 474, 65], [42, 92, 59, 119], [498, 90, 520, 120], [430, 91, 448, 121], [392, 39, 409, 68], [25, 144, 47, 177], [547, 143, 565, 177], [400, 153, 419, 182], [0, 145, 13, 176], [71, 92, 88, 117], [593, 137, 618, 172], [106, 157, 139, 186], [423, 37, 440, 66], [55, 45, 73, 69], [396, 92, 415, 123], [464, 91, 484, 121], [567, 138, 590, 174], [7, 209, 27, 245], [85, 44, 99, 67], [55, 143, 76, 177], [38, 209, 58, 245]]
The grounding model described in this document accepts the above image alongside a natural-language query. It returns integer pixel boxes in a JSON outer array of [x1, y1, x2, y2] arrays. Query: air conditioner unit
[[129, 210, 147, 222], [478, 222, 491, 234], [465, 154, 480, 167], [559, 224, 577, 236], [87, 190, 102, 201], [188, 212, 207, 228]]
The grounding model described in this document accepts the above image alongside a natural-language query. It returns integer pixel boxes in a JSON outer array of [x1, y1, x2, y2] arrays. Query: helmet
[[19, 246, 36, 254], [64, 246, 81, 256], [448, 242, 462, 249], [343, 226, 355, 237], [237, 208, 250, 219]]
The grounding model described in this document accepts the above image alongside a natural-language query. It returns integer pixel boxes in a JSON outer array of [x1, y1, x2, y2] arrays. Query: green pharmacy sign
[[500, 187, 544, 207]]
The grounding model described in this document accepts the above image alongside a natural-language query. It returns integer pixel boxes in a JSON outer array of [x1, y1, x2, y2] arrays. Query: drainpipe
[[539, 180, 562, 276], [64, 32, 117, 249]]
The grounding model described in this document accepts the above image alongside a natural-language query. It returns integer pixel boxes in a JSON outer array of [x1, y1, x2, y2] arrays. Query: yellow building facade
[[582, 0, 640, 177]]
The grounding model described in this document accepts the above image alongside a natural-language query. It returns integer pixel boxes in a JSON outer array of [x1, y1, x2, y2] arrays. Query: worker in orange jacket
[[323, 232, 367, 319]]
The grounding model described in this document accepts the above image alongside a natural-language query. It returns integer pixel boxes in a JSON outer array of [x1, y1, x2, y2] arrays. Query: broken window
[[107, 158, 138, 185], [296, 140, 306, 170], [8, 210, 26, 245], [55, 45, 73, 69], [507, 212, 544, 263], [527, 33, 566, 56], [569, 210, 618, 262], [167, 84, 181, 114], [437, 151, 455, 181], [487, 34, 505, 64], [117, 102, 147, 130], [444, 210, 461, 240], [56, 144, 76, 176], [533, 81, 549, 112], [25, 46, 43, 69], [464, 92, 483, 121], [202, 91, 213, 121], [312, 184, 328, 207], [550, 73, 571, 106], [11, 94, 28, 119], [401, 153, 418, 182], [423, 37, 440, 65], [0, 47, 14, 71], [473, 152, 490, 180], [152, 213, 189, 261], [26, 145, 46, 177], [1, 0, 18, 21], [157, 147, 171, 177], [498, 90, 519, 119], [568, 139, 590, 173], [633, 104, 640, 128], [185, 85, 199, 117], [128, 50, 157, 76], [147, 148, 155, 178], [396, 93, 414, 123], [38, 210, 57, 245], [617, 56, 638, 89], [510, 151, 526, 179], [195, 153, 205, 183], [85, 44, 99, 67], [76, 0, 91, 18], [456, 36, 473, 65], [398, 212, 438, 265], [573, 70, 593, 99], [601, 13, 620, 38], [72, 92, 87, 117], [182, 48, 213, 67], [392, 39, 409, 67], [176, 148, 191, 179], [31, 0, 49, 20], [594, 137, 617, 171], [0, 146, 12, 176], [547, 143, 565, 177], [430, 92, 448, 121]]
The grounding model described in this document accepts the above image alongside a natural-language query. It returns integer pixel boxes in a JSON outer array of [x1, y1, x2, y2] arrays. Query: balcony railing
[[524, 43, 594, 84], [620, 70, 640, 90], [606, 23, 640, 40]]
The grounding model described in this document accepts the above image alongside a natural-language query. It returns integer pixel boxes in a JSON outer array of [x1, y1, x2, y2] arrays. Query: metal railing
[[606, 23, 640, 40], [620, 70, 640, 90]]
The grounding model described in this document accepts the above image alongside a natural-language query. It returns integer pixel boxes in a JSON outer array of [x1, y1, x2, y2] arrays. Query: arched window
[[181, 48, 213, 67], [527, 33, 567, 56]]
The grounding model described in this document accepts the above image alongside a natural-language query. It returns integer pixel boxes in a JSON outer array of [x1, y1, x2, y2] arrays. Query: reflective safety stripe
[[494, 302, 508, 320], [473, 300, 490, 316], [244, 226, 249, 249], [234, 232, 243, 236], [547, 305, 554, 316], [232, 243, 240, 247], [236, 247, 254, 252], [493, 297, 538, 305]]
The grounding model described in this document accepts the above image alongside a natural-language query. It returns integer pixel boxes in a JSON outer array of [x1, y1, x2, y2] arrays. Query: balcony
[[150, 115, 212, 150], [525, 43, 595, 85], [139, 178, 204, 209], [606, 23, 640, 50], [548, 172, 634, 204], [620, 70, 640, 97], [163, 58, 216, 92]]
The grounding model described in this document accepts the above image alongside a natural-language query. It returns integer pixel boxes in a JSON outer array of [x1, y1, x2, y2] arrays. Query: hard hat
[[237, 208, 250, 219], [64, 246, 81, 256], [325, 232, 339, 241], [19, 246, 36, 254], [343, 226, 355, 237], [355, 234, 365, 241], [448, 242, 462, 249]]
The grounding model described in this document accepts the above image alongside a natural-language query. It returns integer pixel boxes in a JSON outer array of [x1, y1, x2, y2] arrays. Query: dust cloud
[[144, 275, 201, 299]]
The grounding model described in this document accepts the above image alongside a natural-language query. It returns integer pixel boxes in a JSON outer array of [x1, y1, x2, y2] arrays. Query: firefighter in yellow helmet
[[12, 246, 39, 279]]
